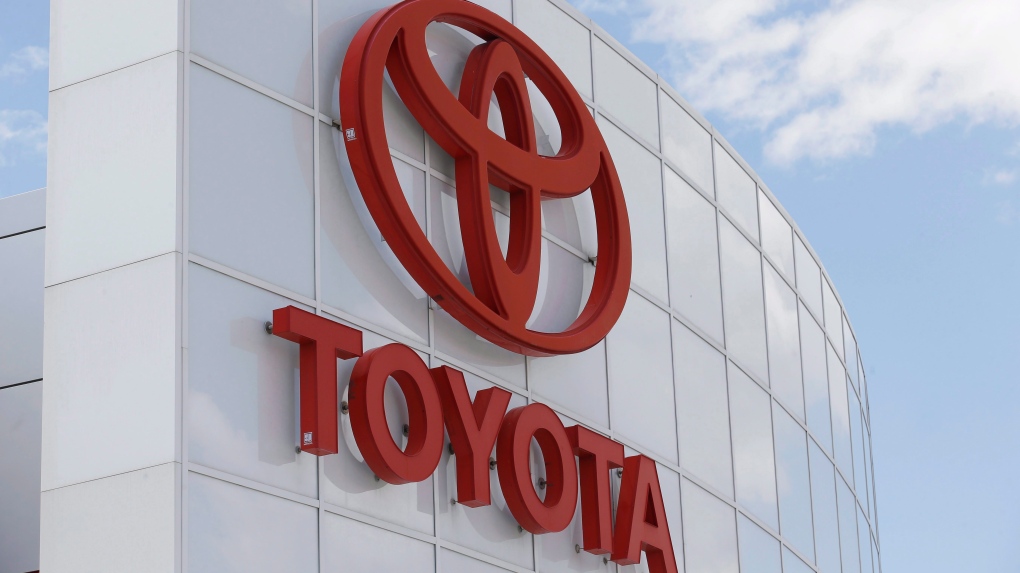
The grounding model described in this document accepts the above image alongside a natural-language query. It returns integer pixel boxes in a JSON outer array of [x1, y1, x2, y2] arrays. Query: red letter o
[[349, 344, 444, 484], [496, 403, 578, 533]]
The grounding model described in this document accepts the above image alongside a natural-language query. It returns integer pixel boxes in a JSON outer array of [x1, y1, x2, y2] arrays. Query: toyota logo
[[340, 0, 631, 356]]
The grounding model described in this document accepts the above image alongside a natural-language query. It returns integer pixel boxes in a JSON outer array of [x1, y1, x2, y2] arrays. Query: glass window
[[793, 235, 822, 318], [529, 339, 609, 427], [822, 279, 843, 359], [809, 440, 841, 573], [442, 548, 507, 573], [682, 479, 739, 573], [675, 321, 733, 497], [189, 64, 315, 298], [322, 329, 435, 535], [320, 126, 430, 343], [516, 0, 593, 99], [858, 506, 874, 573], [188, 473, 318, 573], [863, 415, 875, 523], [737, 515, 782, 573], [772, 403, 814, 561], [782, 547, 814, 573], [714, 142, 758, 239], [191, 0, 313, 106], [800, 302, 832, 452], [837, 477, 861, 573], [719, 218, 769, 383], [598, 118, 669, 302], [661, 95, 714, 193], [665, 168, 724, 343], [593, 38, 659, 148], [436, 376, 532, 569], [764, 262, 803, 416], [759, 190, 794, 279], [728, 363, 778, 530], [843, 315, 860, 391], [849, 391, 868, 506], [608, 295, 678, 463], [322, 513, 434, 573], [828, 343, 853, 484], [187, 264, 318, 498]]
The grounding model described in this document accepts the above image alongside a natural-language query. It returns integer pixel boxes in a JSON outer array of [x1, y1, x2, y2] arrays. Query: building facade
[[0, 0, 879, 572]]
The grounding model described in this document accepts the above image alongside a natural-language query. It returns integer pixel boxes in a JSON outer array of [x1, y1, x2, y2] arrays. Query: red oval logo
[[340, 0, 631, 356]]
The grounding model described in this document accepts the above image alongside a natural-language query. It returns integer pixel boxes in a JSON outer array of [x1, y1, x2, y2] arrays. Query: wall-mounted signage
[[339, 0, 632, 356], [268, 0, 674, 570], [271, 306, 677, 572]]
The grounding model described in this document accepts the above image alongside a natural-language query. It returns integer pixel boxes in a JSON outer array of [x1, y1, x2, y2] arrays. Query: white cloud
[[582, 0, 1020, 164], [984, 170, 1016, 186], [0, 109, 47, 167], [0, 46, 48, 79]]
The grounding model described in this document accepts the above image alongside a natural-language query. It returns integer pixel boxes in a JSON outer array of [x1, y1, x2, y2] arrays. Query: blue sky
[[2, 0, 1018, 571]]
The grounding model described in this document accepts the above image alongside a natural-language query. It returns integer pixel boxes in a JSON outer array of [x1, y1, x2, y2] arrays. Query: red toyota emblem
[[340, 0, 631, 356]]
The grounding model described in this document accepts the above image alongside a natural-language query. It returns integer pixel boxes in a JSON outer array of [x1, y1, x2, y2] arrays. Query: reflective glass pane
[[793, 235, 822, 317], [516, 0, 592, 99], [849, 391, 867, 506], [437, 374, 532, 569], [441, 548, 510, 573], [682, 479, 739, 573], [674, 322, 733, 497], [322, 329, 435, 535], [188, 264, 318, 497], [783, 547, 814, 573], [608, 295, 678, 463], [772, 403, 814, 561], [822, 280, 843, 359], [844, 315, 859, 390], [593, 39, 659, 147], [189, 64, 315, 297], [665, 168, 724, 343], [809, 440, 841, 573], [719, 218, 768, 383], [322, 513, 434, 573], [714, 142, 758, 239], [800, 304, 831, 452], [321, 125, 430, 342], [599, 118, 668, 301], [828, 343, 853, 484], [661, 96, 713, 193], [759, 191, 794, 279], [859, 506, 873, 573], [728, 364, 778, 529], [764, 262, 803, 417], [837, 477, 861, 573], [188, 473, 318, 573], [529, 339, 609, 427], [737, 515, 782, 573], [191, 0, 313, 106]]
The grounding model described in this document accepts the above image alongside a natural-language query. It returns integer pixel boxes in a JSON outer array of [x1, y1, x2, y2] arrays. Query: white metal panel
[[49, 0, 181, 90], [39, 463, 178, 573], [41, 253, 179, 491], [46, 52, 181, 287]]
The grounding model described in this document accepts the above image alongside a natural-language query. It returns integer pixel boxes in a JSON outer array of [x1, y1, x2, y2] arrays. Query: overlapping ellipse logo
[[340, 0, 631, 356]]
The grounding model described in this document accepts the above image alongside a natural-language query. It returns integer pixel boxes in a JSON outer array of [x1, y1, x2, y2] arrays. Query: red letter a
[[432, 366, 511, 507], [611, 455, 679, 573]]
